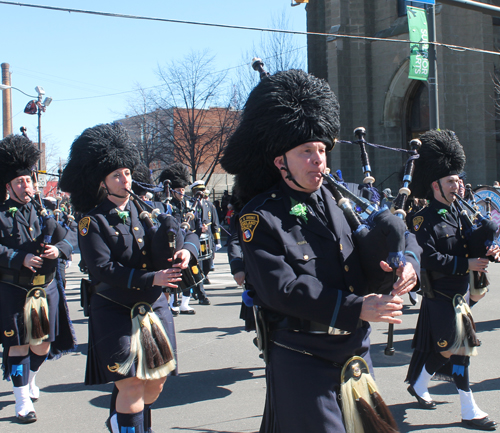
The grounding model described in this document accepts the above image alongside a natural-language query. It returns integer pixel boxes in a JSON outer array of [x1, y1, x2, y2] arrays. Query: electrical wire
[[0, 0, 499, 57]]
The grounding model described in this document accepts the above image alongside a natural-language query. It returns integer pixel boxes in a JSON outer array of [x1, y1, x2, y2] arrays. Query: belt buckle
[[328, 327, 350, 336], [32, 275, 45, 286]]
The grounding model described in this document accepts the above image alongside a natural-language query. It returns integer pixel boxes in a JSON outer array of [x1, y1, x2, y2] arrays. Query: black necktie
[[308, 194, 329, 227]]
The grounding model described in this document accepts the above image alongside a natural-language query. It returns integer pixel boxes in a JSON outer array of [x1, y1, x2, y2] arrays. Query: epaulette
[[241, 188, 282, 214]]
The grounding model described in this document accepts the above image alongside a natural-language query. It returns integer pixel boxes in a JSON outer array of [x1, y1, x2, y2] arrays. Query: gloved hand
[[215, 244, 222, 251]]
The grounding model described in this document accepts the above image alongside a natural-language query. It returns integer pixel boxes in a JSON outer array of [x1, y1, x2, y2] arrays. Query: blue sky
[[0, 0, 307, 169]]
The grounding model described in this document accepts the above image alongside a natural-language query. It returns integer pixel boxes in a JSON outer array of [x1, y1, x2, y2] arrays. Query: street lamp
[[0, 84, 51, 171], [0, 83, 37, 98], [24, 86, 52, 171]]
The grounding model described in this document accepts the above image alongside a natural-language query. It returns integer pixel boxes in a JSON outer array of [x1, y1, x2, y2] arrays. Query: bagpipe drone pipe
[[322, 131, 423, 296], [127, 182, 204, 294], [452, 187, 499, 289], [322, 133, 422, 358], [28, 190, 67, 275]]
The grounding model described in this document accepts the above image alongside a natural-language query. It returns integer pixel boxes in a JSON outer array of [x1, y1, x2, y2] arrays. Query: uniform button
[[138, 238, 143, 243], [142, 250, 147, 255], [446, 234, 449, 238], [465, 254, 469, 258], [134, 227, 139, 231], [29, 227, 33, 231], [142, 263, 147, 268], [339, 244, 343, 251], [462, 235, 465, 239], [115, 231, 119, 235], [344, 265, 349, 272], [464, 244, 467, 248], [349, 286, 354, 292], [36, 250, 40, 254], [271, 193, 276, 198], [303, 255, 309, 260]]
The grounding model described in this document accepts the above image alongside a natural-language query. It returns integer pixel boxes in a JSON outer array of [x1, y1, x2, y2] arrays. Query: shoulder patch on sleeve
[[413, 216, 424, 232], [240, 213, 259, 243], [79, 217, 91, 236]]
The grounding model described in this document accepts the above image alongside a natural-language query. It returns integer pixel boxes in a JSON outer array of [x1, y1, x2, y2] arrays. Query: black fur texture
[[158, 163, 191, 189], [220, 69, 340, 206], [411, 129, 466, 199], [0, 134, 40, 201], [59, 123, 140, 213], [132, 164, 152, 196]]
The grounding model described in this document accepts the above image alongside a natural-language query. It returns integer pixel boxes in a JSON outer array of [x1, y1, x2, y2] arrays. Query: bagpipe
[[22, 186, 66, 345], [28, 189, 67, 275], [452, 187, 499, 291], [126, 183, 204, 295], [321, 133, 420, 360], [321, 132, 422, 296]]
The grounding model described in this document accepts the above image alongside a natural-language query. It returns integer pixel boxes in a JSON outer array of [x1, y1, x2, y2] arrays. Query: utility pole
[[427, 4, 439, 130], [1, 63, 12, 137]]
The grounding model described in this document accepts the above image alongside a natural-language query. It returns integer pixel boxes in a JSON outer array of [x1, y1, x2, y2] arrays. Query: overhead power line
[[1, 1, 500, 58]]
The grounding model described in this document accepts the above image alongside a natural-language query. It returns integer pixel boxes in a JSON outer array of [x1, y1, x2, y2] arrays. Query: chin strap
[[103, 181, 128, 199], [8, 182, 29, 204], [436, 179, 452, 204], [280, 154, 306, 190]]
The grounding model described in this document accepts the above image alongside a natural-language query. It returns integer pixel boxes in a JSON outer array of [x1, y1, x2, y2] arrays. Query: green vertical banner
[[407, 6, 429, 81]]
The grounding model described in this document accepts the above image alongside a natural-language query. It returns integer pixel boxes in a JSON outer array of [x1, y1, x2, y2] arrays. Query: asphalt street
[[0, 246, 499, 432]]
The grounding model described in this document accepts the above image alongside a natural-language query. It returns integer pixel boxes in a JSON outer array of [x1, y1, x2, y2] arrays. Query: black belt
[[0, 271, 55, 287], [275, 317, 351, 336]]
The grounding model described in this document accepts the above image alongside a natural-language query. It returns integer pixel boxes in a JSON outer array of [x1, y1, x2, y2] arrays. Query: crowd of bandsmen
[[0, 67, 499, 433]]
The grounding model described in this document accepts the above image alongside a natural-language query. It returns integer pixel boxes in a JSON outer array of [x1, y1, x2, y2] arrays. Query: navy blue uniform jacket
[[239, 181, 421, 365]]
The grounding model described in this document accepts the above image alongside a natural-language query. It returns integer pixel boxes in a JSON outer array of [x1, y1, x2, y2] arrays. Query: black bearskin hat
[[158, 163, 191, 189], [411, 129, 466, 199], [60, 123, 140, 213], [132, 164, 152, 196], [220, 69, 340, 206], [0, 134, 40, 202]]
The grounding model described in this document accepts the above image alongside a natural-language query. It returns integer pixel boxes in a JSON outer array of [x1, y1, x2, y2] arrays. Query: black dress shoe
[[462, 417, 497, 431], [180, 309, 196, 315], [17, 411, 37, 424], [203, 278, 211, 285], [199, 298, 211, 305], [170, 309, 179, 317], [407, 385, 436, 409]]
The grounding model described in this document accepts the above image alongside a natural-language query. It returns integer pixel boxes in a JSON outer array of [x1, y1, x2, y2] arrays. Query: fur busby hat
[[220, 69, 340, 206], [0, 134, 40, 201], [411, 129, 466, 199], [158, 163, 191, 189], [132, 164, 152, 196], [59, 123, 140, 213]]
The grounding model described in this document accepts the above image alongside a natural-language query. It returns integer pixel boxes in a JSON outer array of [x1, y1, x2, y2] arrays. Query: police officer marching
[[0, 135, 76, 423], [220, 69, 421, 433], [406, 129, 499, 431], [158, 163, 202, 315], [60, 124, 199, 433]]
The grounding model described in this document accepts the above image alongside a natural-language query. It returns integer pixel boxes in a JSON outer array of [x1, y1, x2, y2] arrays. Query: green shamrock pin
[[116, 210, 130, 223], [290, 198, 308, 223]]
